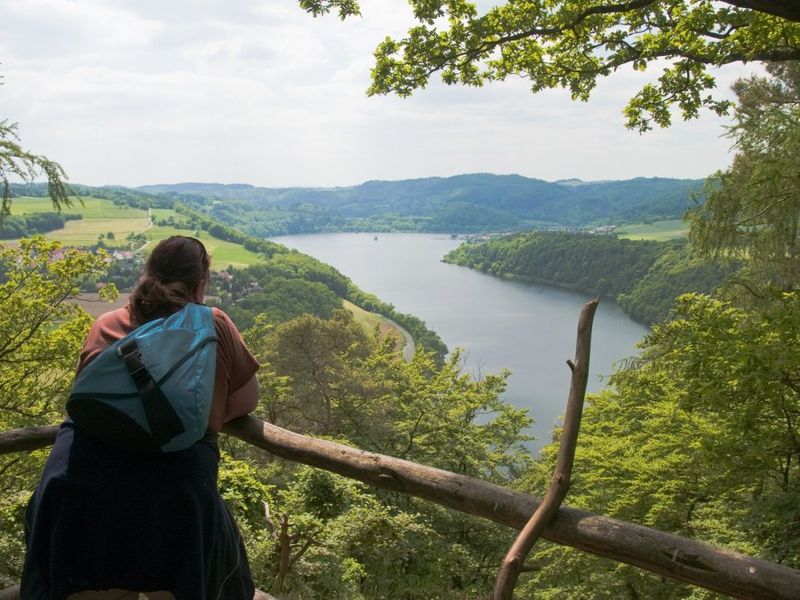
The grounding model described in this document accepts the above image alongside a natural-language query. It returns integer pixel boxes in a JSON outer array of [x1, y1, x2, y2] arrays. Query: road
[[376, 314, 415, 361]]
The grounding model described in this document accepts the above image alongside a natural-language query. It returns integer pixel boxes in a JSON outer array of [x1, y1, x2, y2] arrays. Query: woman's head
[[129, 236, 210, 323]]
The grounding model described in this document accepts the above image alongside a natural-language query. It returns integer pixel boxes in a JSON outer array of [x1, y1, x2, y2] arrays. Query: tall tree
[[302, 0, 800, 130], [689, 63, 800, 291]]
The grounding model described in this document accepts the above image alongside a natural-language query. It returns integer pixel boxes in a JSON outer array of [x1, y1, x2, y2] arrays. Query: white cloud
[[0, 0, 762, 187]]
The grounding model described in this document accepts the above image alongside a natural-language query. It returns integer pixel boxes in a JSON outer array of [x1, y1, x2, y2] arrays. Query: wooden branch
[[721, 0, 800, 21], [0, 586, 19, 600], [493, 299, 598, 600], [221, 418, 800, 600], [3, 415, 800, 597], [0, 586, 277, 600], [0, 425, 58, 454]]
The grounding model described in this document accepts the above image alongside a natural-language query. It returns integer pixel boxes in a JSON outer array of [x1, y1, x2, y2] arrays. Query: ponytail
[[129, 236, 210, 323]]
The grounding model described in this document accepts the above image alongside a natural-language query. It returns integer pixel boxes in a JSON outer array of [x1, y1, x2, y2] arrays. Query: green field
[[7, 197, 263, 269], [11, 196, 147, 219], [342, 299, 406, 351], [143, 226, 261, 269], [616, 219, 688, 241], [151, 208, 178, 220]]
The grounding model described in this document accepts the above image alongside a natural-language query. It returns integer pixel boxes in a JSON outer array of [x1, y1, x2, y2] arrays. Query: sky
[[0, 0, 764, 188]]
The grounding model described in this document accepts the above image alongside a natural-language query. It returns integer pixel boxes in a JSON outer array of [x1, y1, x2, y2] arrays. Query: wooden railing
[[2, 419, 799, 600]]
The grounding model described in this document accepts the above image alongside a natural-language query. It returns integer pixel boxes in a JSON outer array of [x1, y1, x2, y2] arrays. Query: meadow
[[342, 299, 406, 351], [615, 219, 688, 241], [9, 197, 403, 338], [9, 197, 262, 269]]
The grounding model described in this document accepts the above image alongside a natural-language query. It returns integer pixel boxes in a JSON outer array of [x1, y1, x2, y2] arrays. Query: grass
[[11, 196, 147, 219], [616, 219, 688, 241], [151, 208, 178, 220], [7, 197, 263, 269], [342, 299, 406, 351], [143, 226, 262, 269], [46, 218, 150, 246]]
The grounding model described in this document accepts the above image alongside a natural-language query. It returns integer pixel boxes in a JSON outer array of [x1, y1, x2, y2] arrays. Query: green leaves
[[315, 0, 800, 131], [0, 237, 117, 427], [236, 310, 532, 597], [515, 291, 800, 596], [688, 63, 800, 291], [298, 0, 360, 20], [0, 120, 74, 219], [0, 237, 117, 584]]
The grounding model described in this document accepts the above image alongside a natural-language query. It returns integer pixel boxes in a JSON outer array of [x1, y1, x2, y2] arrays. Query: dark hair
[[129, 236, 210, 323]]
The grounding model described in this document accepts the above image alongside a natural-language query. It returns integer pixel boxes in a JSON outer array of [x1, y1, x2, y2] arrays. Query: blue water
[[270, 232, 648, 452]]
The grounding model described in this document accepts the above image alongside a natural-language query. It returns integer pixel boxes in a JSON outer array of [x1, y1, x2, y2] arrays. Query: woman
[[22, 236, 260, 600]]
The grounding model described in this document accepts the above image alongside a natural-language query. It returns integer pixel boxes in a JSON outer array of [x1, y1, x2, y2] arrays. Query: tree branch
[[493, 299, 598, 600], [721, 0, 800, 22], [5, 418, 800, 599]]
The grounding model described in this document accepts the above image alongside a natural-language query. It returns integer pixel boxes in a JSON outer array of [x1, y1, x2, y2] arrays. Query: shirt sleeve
[[208, 308, 260, 432], [76, 307, 135, 374]]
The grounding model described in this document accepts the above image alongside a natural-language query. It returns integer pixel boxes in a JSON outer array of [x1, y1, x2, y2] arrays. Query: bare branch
[[493, 299, 598, 600]]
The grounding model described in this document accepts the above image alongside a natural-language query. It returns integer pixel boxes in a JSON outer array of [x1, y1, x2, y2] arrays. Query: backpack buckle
[[117, 340, 148, 383]]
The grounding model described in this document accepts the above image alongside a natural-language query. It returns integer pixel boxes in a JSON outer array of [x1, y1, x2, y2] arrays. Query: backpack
[[67, 303, 218, 453]]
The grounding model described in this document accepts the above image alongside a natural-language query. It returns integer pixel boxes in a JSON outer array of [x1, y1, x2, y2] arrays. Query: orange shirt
[[77, 305, 259, 433]]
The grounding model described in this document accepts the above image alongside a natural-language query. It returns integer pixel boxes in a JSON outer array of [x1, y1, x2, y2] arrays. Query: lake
[[269, 232, 648, 452]]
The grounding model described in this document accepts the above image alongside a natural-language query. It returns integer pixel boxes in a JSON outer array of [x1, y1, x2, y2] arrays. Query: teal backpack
[[67, 303, 218, 453]]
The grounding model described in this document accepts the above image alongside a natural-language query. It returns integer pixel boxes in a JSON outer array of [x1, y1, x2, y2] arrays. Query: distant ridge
[[13, 173, 703, 236], [137, 172, 702, 231]]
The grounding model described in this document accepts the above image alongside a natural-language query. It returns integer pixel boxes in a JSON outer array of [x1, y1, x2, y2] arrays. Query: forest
[[444, 232, 738, 324], [15, 175, 702, 237], [0, 212, 81, 240], [1, 1, 799, 598], [139, 175, 702, 236]]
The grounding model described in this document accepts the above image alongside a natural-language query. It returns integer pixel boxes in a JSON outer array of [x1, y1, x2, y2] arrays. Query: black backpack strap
[[117, 339, 185, 448]]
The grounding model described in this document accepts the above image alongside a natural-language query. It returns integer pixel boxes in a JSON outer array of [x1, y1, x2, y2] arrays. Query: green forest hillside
[[134, 174, 702, 236], [444, 231, 738, 323], [3, 195, 446, 360]]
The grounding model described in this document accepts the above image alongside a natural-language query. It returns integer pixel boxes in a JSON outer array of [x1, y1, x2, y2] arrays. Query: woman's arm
[[224, 374, 259, 422]]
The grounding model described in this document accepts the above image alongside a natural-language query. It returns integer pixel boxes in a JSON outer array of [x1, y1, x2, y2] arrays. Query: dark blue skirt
[[21, 420, 254, 600]]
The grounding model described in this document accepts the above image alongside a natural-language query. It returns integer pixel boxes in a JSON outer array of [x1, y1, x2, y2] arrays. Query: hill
[[4, 193, 446, 359], [444, 231, 738, 323], [136, 173, 703, 236]]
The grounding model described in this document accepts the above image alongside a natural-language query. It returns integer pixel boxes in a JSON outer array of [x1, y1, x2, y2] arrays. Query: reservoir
[[270, 232, 649, 452]]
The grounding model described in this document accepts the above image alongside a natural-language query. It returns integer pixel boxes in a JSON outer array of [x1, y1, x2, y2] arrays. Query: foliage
[[305, 0, 800, 130], [0, 212, 81, 240], [447, 231, 646, 316], [0, 121, 73, 218], [445, 231, 738, 323], [617, 244, 739, 322], [345, 285, 448, 361], [212, 251, 350, 329], [688, 62, 800, 292], [230, 277, 343, 330], [0, 237, 117, 427], [237, 310, 533, 598], [517, 292, 800, 597], [144, 175, 702, 235], [0, 237, 116, 584], [445, 231, 664, 298]]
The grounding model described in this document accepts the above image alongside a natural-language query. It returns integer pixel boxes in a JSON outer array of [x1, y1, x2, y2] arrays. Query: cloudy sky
[[0, 0, 762, 188]]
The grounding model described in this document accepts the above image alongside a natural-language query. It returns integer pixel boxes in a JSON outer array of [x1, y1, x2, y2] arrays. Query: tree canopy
[[302, 0, 800, 130], [689, 62, 800, 291]]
